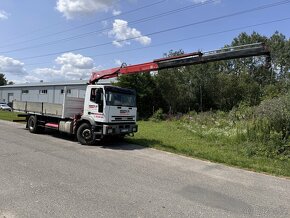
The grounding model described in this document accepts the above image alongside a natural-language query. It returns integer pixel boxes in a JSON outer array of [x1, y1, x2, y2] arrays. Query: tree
[[269, 31, 290, 77], [0, 74, 8, 86], [155, 49, 199, 113], [268, 32, 290, 92], [228, 31, 290, 99]]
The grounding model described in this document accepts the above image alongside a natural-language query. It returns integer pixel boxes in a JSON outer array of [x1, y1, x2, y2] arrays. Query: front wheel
[[77, 123, 95, 145]]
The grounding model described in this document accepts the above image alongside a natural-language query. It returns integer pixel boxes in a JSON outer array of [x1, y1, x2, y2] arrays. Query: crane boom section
[[157, 45, 270, 69], [89, 43, 270, 84]]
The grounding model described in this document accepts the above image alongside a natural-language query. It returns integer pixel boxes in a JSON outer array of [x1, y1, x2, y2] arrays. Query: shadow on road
[[100, 141, 145, 151], [43, 129, 147, 150], [22, 128, 169, 152], [44, 129, 77, 142]]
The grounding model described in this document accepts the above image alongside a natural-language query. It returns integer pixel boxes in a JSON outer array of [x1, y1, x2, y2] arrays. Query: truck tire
[[77, 123, 95, 145], [27, 115, 41, 133]]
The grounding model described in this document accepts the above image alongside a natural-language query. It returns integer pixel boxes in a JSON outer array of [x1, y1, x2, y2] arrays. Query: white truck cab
[[77, 85, 138, 144]]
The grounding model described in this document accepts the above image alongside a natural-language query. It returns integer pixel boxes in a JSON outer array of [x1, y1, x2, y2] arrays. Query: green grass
[[0, 110, 22, 121], [126, 121, 290, 177]]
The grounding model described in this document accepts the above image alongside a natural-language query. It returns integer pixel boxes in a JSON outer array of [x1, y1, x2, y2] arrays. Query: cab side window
[[90, 88, 96, 102]]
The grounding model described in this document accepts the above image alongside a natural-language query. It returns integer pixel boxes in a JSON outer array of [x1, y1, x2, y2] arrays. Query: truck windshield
[[106, 91, 136, 107]]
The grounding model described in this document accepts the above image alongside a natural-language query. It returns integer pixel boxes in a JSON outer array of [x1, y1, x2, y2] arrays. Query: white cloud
[[112, 9, 121, 16], [33, 68, 60, 77], [23, 75, 42, 83], [0, 10, 8, 20], [114, 59, 122, 66], [109, 19, 151, 47], [55, 52, 94, 69], [1, 53, 100, 83], [0, 56, 26, 75], [56, 0, 117, 19], [33, 53, 99, 81]]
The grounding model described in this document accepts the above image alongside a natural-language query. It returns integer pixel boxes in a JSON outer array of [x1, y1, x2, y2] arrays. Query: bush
[[243, 94, 290, 156], [253, 94, 290, 141], [150, 108, 165, 122], [181, 95, 290, 158]]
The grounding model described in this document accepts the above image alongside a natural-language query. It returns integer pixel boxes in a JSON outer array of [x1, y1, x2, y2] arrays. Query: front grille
[[112, 116, 135, 122]]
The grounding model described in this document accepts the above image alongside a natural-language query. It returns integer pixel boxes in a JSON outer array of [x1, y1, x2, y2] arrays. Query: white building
[[0, 79, 114, 104]]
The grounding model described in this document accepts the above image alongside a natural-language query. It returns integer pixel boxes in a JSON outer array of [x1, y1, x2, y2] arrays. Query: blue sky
[[0, 0, 289, 83]]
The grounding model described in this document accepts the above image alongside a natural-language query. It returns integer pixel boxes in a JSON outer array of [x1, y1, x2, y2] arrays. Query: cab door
[[87, 88, 105, 121]]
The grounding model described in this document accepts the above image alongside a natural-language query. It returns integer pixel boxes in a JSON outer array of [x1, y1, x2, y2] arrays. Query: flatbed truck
[[13, 43, 270, 145]]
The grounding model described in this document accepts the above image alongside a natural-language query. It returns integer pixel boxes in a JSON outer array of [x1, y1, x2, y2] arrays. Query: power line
[[19, 0, 290, 61], [0, 0, 217, 54], [93, 18, 290, 57], [0, 0, 167, 49], [24, 17, 290, 67], [0, 0, 122, 43]]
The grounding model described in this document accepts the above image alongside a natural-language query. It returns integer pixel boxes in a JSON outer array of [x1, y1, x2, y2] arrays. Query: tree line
[[115, 31, 290, 118]]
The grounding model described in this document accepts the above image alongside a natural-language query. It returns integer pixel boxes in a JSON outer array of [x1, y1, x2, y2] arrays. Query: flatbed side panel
[[13, 101, 27, 112], [13, 98, 83, 118], [63, 97, 84, 118], [26, 102, 43, 113], [13, 100, 63, 117], [43, 103, 63, 116]]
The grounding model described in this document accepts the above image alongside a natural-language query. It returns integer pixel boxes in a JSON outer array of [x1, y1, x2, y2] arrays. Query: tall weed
[[174, 93, 290, 158]]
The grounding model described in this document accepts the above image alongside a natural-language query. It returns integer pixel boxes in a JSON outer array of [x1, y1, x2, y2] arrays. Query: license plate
[[121, 129, 129, 133]]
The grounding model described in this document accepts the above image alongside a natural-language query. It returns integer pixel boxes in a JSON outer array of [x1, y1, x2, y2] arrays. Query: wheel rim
[[29, 119, 34, 131], [82, 129, 92, 140]]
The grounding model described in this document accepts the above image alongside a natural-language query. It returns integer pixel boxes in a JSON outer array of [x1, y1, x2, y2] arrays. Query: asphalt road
[[0, 120, 290, 218]]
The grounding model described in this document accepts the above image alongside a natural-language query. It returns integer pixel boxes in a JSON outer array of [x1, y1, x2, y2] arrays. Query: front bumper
[[103, 123, 138, 135]]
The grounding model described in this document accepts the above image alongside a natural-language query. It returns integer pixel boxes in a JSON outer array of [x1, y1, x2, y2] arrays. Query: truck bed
[[13, 97, 84, 118]]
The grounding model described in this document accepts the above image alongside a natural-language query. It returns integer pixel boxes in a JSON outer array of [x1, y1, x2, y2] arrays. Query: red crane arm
[[89, 52, 201, 84], [88, 62, 159, 84]]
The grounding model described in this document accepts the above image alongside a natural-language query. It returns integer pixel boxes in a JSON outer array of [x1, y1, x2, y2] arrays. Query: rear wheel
[[77, 123, 95, 145], [27, 115, 42, 133]]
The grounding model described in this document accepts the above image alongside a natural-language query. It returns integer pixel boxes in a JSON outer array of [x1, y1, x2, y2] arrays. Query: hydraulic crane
[[89, 42, 270, 84]]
